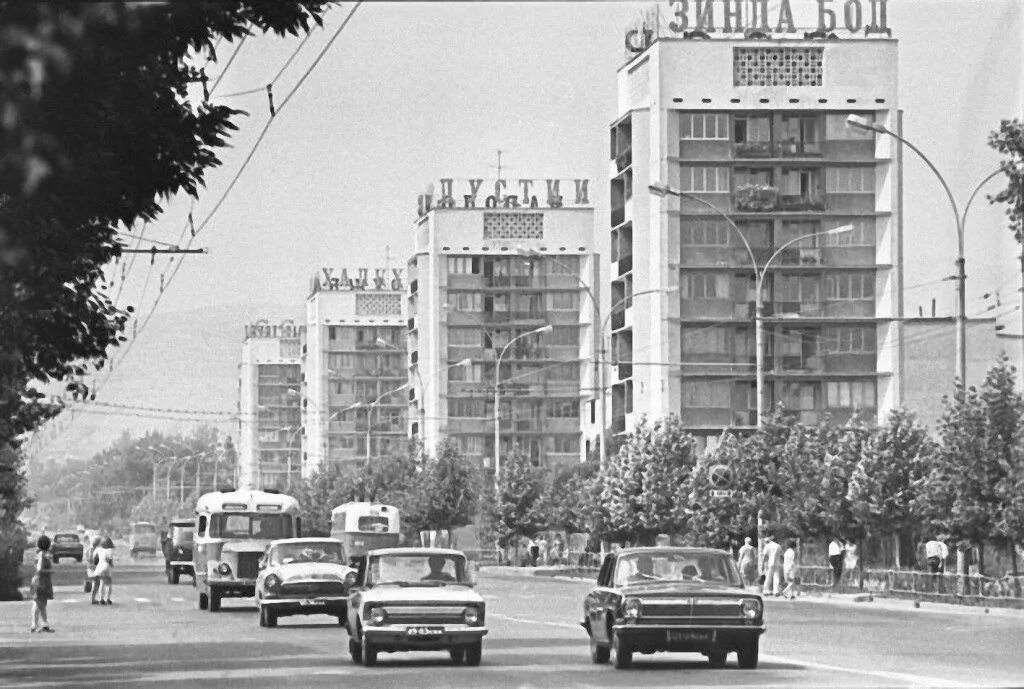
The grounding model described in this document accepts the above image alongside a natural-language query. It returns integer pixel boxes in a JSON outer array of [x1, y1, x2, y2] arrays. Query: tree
[[491, 447, 547, 550], [404, 441, 482, 537], [0, 1, 329, 599], [848, 409, 935, 566], [534, 461, 599, 535], [988, 119, 1024, 241]]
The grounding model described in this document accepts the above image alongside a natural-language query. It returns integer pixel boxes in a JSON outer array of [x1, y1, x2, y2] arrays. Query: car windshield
[[171, 526, 193, 546], [55, 535, 78, 543], [133, 524, 156, 534], [271, 541, 344, 566], [613, 552, 742, 587], [370, 553, 467, 586], [211, 513, 291, 539]]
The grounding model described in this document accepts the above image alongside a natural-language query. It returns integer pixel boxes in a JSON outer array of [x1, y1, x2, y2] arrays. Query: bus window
[[358, 516, 390, 533], [212, 514, 291, 539], [197, 516, 207, 537], [296, 517, 302, 538]]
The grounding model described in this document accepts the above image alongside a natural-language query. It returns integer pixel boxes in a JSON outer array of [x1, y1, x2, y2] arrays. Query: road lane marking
[[488, 612, 579, 630], [62, 599, 79, 604], [171, 597, 184, 602], [133, 597, 150, 603], [760, 653, 969, 687]]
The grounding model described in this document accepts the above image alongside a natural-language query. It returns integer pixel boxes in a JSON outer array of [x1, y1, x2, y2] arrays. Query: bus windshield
[[133, 523, 156, 534], [210, 513, 291, 539], [357, 516, 390, 533]]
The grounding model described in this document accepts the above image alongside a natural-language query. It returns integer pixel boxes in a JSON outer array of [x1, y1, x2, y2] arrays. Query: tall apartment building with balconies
[[408, 179, 599, 472], [302, 270, 407, 476], [237, 321, 304, 489], [609, 32, 900, 445]]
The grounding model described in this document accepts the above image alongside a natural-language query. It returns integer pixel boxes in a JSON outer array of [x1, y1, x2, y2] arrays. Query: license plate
[[406, 626, 444, 637], [668, 630, 715, 643], [299, 599, 323, 607]]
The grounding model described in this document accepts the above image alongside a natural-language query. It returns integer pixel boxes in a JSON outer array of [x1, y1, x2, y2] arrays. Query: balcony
[[733, 141, 773, 158], [777, 140, 822, 157], [779, 194, 826, 212], [734, 184, 779, 212], [617, 254, 633, 277]]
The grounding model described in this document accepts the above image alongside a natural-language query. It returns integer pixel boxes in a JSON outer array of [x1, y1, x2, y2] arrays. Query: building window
[[679, 166, 730, 193], [821, 219, 874, 246], [826, 380, 876, 409], [682, 327, 729, 355], [549, 363, 580, 382], [680, 113, 729, 140], [451, 292, 483, 311], [779, 381, 818, 410], [826, 273, 874, 300], [483, 212, 544, 239], [549, 401, 579, 418], [449, 399, 485, 418], [681, 272, 730, 299], [547, 292, 580, 311], [826, 166, 875, 193], [822, 326, 877, 354], [734, 115, 772, 144], [551, 436, 580, 454], [448, 328, 482, 347], [682, 381, 731, 408], [547, 256, 580, 275], [328, 326, 338, 341], [550, 327, 578, 346], [681, 219, 731, 246], [448, 257, 481, 274], [733, 47, 823, 87], [333, 380, 352, 395]]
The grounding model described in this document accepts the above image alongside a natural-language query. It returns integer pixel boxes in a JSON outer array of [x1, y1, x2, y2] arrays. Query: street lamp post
[[649, 181, 851, 424], [494, 324, 553, 490], [846, 115, 1003, 387]]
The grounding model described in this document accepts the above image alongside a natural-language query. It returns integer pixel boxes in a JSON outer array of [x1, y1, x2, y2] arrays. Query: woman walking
[[85, 536, 102, 604], [30, 535, 55, 633], [93, 537, 115, 605], [781, 539, 800, 599]]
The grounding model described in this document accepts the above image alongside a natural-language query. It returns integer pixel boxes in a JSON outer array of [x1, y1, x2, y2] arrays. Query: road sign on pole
[[711, 489, 734, 499]]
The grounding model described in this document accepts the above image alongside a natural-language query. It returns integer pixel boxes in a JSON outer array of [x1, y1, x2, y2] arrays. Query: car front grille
[[237, 552, 261, 580], [280, 581, 346, 597], [382, 605, 466, 624], [642, 597, 744, 619]]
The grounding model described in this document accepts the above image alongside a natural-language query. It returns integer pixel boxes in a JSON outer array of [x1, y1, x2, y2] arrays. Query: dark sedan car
[[582, 547, 765, 670], [51, 533, 84, 563]]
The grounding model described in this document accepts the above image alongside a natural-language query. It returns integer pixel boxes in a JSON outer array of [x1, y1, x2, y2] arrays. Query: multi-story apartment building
[[609, 29, 900, 446], [237, 321, 303, 489], [408, 179, 598, 472], [302, 269, 407, 477]]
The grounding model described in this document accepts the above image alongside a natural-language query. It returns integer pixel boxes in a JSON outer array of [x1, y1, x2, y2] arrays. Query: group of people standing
[[86, 536, 116, 605], [525, 534, 566, 567], [735, 535, 859, 598], [27, 533, 117, 634]]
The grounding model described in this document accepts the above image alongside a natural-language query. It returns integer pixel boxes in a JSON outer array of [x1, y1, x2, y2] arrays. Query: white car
[[344, 548, 487, 666], [255, 538, 354, 627]]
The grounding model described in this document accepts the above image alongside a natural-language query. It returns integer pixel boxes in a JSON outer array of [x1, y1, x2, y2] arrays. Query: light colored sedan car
[[255, 537, 354, 627], [344, 547, 487, 667]]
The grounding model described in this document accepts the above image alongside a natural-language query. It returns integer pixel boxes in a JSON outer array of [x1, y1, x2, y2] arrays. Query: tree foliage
[[491, 447, 547, 548], [988, 118, 1024, 241]]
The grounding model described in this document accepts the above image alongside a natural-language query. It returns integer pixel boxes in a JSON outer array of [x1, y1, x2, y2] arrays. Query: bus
[[193, 489, 302, 612], [330, 502, 400, 564]]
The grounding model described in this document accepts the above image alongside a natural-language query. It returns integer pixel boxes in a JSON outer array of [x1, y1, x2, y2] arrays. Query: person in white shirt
[[781, 540, 800, 599], [760, 536, 784, 596], [827, 537, 845, 588], [92, 537, 115, 605], [925, 539, 949, 574]]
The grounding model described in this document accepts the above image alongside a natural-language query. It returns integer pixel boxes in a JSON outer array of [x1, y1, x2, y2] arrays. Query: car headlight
[[218, 562, 231, 576], [623, 597, 641, 621], [264, 574, 281, 590], [740, 598, 762, 619], [462, 606, 481, 626], [366, 607, 386, 626]]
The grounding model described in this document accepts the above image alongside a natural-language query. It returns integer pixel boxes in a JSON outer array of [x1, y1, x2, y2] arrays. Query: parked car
[[51, 532, 84, 563], [582, 547, 765, 669], [255, 538, 353, 627], [344, 548, 487, 667], [163, 518, 195, 584]]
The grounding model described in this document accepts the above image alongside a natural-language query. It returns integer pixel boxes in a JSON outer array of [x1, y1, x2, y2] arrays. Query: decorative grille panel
[[355, 293, 402, 316], [733, 47, 824, 87], [483, 212, 544, 239]]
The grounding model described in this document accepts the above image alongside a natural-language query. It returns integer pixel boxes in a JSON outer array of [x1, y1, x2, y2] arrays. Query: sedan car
[[51, 533, 84, 563], [583, 547, 764, 670], [255, 538, 354, 627], [345, 548, 487, 667]]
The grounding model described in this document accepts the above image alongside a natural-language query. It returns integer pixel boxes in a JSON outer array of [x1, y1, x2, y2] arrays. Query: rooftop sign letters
[[626, 0, 891, 52], [313, 267, 404, 292], [417, 177, 591, 217], [245, 319, 304, 339]]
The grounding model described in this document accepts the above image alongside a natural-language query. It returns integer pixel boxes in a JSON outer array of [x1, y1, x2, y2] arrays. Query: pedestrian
[[843, 539, 859, 586], [760, 535, 784, 596], [924, 537, 949, 574], [85, 536, 102, 602], [30, 535, 55, 633], [551, 535, 564, 566], [537, 535, 548, 566], [781, 539, 800, 599], [528, 536, 540, 567], [93, 536, 115, 605], [737, 536, 757, 587], [828, 536, 845, 588]]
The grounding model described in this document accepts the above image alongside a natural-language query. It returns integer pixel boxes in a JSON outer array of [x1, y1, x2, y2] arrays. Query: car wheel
[[737, 639, 759, 669], [449, 647, 465, 665], [464, 640, 482, 667], [708, 650, 728, 669], [589, 635, 611, 664], [198, 592, 208, 610], [612, 630, 633, 669], [171, 570, 180, 585], [259, 606, 267, 627], [362, 637, 378, 667], [348, 638, 362, 664], [209, 590, 221, 613]]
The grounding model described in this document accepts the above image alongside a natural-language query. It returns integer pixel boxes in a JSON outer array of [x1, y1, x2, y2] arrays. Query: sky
[[28, 0, 1024, 462]]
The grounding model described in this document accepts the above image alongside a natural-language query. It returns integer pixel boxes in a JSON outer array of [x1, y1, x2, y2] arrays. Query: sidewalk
[[481, 565, 1024, 619]]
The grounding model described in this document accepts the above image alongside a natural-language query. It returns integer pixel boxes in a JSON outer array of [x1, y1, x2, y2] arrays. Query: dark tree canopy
[[988, 118, 1024, 241]]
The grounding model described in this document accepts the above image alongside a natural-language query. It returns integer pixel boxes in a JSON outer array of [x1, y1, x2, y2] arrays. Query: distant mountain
[[27, 302, 302, 466]]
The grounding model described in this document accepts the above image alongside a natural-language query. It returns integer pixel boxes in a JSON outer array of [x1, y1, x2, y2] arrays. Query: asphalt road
[[2, 564, 1022, 688]]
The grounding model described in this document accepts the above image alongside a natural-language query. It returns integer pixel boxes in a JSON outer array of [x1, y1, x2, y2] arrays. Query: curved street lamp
[[650, 181, 851, 425]]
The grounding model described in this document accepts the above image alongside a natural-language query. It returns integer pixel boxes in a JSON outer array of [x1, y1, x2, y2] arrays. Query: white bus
[[193, 489, 302, 612], [330, 502, 400, 564]]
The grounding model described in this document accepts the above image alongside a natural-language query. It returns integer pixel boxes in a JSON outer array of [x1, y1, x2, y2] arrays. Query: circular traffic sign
[[708, 464, 733, 489]]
